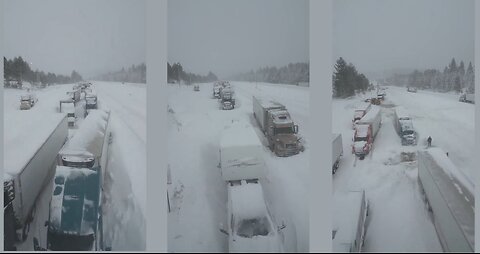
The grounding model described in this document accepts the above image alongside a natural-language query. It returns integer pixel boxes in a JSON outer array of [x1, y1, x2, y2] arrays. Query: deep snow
[[4, 81, 146, 251], [333, 85, 474, 252], [167, 82, 309, 252]]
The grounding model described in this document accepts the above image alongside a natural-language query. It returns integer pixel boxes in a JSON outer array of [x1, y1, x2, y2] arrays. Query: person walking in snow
[[427, 136, 432, 147]]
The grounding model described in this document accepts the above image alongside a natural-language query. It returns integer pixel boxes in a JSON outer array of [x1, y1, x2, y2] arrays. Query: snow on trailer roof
[[418, 148, 474, 248], [220, 123, 262, 149], [61, 110, 109, 158], [354, 102, 371, 111], [253, 96, 285, 110], [230, 181, 268, 220], [395, 106, 410, 120], [357, 106, 380, 124], [355, 124, 369, 137], [333, 191, 365, 252], [4, 112, 66, 177]]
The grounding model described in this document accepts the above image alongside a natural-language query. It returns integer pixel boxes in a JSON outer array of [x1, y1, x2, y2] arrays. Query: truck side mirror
[[44, 221, 49, 227], [278, 221, 287, 231], [294, 125, 299, 134]]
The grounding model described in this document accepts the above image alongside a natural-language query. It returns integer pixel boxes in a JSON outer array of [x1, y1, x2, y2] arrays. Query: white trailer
[[4, 114, 68, 241], [333, 190, 369, 252], [417, 148, 474, 252], [220, 123, 266, 181], [332, 134, 343, 174]]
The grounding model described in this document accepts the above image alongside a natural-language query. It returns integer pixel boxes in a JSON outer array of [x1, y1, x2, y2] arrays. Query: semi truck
[[333, 190, 369, 252], [417, 148, 474, 252], [352, 106, 381, 159], [219, 86, 235, 110], [219, 123, 285, 252], [4, 115, 68, 243], [332, 134, 343, 174], [253, 96, 303, 157], [20, 94, 38, 110], [38, 110, 112, 251], [352, 103, 371, 128], [213, 82, 222, 98], [85, 93, 98, 110], [393, 106, 417, 145]]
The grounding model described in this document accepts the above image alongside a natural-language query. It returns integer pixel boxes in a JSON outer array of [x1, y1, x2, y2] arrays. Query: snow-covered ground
[[333, 85, 474, 252], [167, 82, 309, 252], [4, 81, 146, 251]]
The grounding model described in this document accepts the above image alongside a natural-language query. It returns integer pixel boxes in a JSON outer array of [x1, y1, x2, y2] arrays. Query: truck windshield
[[275, 127, 294, 135], [47, 231, 94, 251], [236, 217, 271, 238], [402, 130, 414, 135], [354, 136, 367, 142]]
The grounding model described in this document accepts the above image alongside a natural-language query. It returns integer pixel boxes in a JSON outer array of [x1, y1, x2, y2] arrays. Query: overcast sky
[[3, 0, 145, 78], [334, 0, 474, 76], [168, 0, 309, 79]]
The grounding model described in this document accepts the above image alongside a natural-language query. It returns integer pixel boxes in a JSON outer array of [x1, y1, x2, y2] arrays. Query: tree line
[[384, 58, 475, 93], [4, 56, 83, 86], [95, 63, 146, 84], [332, 57, 372, 98], [231, 62, 309, 85], [167, 62, 218, 84]]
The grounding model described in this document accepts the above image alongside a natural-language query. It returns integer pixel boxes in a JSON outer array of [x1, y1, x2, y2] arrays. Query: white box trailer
[[4, 114, 68, 241], [220, 123, 266, 182], [253, 96, 286, 132], [332, 134, 343, 174], [356, 106, 381, 138], [333, 190, 369, 252], [417, 148, 474, 252]]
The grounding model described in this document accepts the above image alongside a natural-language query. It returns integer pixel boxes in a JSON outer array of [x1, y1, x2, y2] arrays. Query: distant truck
[[333, 190, 369, 252], [219, 123, 285, 252], [38, 110, 112, 251], [253, 96, 303, 157], [417, 148, 474, 252], [459, 93, 475, 104], [393, 106, 417, 145], [352, 103, 372, 128], [220, 86, 235, 110], [213, 82, 222, 98], [85, 93, 98, 110], [20, 94, 38, 110], [4, 115, 68, 243], [407, 87, 418, 93], [332, 134, 343, 174], [352, 106, 381, 159], [377, 87, 386, 100]]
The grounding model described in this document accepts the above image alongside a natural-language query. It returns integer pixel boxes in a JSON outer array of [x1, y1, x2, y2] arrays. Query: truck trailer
[[352, 106, 381, 158], [4, 114, 68, 243], [220, 123, 285, 252], [253, 96, 303, 157], [333, 190, 369, 252], [39, 110, 112, 251], [417, 148, 474, 252], [352, 103, 371, 128], [393, 106, 417, 145], [332, 134, 343, 174]]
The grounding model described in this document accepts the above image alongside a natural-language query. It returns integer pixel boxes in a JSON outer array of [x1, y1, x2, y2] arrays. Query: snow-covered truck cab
[[46, 166, 101, 251], [269, 109, 301, 157], [352, 106, 381, 158], [227, 180, 285, 253], [393, 107, 417, 145], [85, 94, 98, 110]]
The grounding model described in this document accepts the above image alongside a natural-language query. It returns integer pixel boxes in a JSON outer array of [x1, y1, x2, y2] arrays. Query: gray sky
[[334, 0, 474, 77], [3, 0, 145, 78], [168, 0, 309, 79]]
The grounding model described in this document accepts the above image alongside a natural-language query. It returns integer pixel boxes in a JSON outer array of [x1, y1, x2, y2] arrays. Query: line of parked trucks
[[333, 88, 473, 252], [4, 82, 109, 251]]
